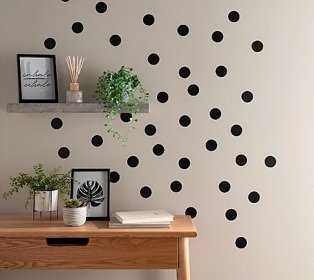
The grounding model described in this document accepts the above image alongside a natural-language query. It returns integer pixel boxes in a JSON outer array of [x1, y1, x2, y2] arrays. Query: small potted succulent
[[95, 66, 149, 146], [3, 163, 72, 212], [63, 198, 87, 226]]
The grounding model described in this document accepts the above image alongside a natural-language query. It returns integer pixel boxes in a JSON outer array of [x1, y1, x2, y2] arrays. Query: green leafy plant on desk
[[2, 163, 72, 209], [63, 198, 87, 226], [95, 66, 149, 146], [64, 198, 87, 208]]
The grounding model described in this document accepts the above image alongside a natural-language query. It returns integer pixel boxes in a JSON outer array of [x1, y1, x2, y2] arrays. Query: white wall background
[[1, 0, 314, 279]]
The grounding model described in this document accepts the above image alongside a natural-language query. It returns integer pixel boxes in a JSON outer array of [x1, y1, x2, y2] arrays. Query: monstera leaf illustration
[[77, 180, 105, 207]]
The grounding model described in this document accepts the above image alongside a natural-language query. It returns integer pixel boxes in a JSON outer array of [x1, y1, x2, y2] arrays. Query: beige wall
[[1, 0, 314, 279]]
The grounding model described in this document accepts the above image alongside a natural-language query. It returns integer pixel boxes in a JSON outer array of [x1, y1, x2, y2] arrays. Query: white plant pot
[[34, 190, 58, 212], [63, 206, 87, 227]]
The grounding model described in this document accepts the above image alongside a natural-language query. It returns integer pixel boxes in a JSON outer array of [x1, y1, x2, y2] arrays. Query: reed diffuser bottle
[[65, 56, 85, 103]]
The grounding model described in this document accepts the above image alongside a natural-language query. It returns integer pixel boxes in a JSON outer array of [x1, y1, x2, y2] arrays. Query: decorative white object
[[63, 206, 87, 227], [65, 55, 85, 103], [108, 217, 171, 228], [113, 209, 174, 224], [34, 190, 58, 212]]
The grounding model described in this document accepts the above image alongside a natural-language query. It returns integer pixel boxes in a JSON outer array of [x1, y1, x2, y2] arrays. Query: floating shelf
[[7, 103, 149, 113]]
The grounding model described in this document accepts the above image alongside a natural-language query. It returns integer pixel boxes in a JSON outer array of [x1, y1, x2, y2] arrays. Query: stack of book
[[109, 209, 174, 228]]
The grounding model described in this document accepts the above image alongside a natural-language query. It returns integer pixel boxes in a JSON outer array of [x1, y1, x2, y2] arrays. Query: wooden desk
[[0, 215, 197, 280]]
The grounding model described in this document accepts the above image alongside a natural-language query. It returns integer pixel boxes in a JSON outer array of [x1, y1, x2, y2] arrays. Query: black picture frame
[[71, 169, 110, 220], [17, 54, 58, 103]]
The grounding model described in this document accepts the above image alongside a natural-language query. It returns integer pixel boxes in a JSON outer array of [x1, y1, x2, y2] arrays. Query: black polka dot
[[179, 115, 191, 127], [252, 40, 263, 52], [219, 181, 231, 193], [153, 144, 165, 156], [127, 156, 139, 168], [145, 124, 156, 136], [179, 67, 191, 78], [265, 156, 276, 167], [170, 181, 182, 192], [179, 157, 190, 169], [231, 125, 242, 136], [248, 191, 260, 203], [188, 84, 199, 96], [61, 0, 69, 2], [58, 147, 70, 159], [209, 108, 221, 120], [140, 186, 152, 198], [235, 237, 247, 249], [51, 118, 63, 129], [206, 139, 217, 151], [157, 91, 168, 103], [120, 113, 132, 122], [212, 31, 223, 43], [110, 171, 120, 183], [216, 66, 227, 77], [228, 11, 240, 22], [148, 53, 160, 65], [143, 14, 155, 26], [185, 207, 197, 218], [44, 38, 56, 50], [110, 35, 121, 46], [72, 22, 84, 34], [96, 2, 107, 13], [177, 24, 189, 36], [91, 135, 103, 147], [236, 154, 247, 166], [225, 209, 237, 221], [242, 91, 253, 103]]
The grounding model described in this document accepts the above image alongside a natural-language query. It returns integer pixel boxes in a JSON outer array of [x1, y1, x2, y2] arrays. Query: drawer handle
[[46, 238, 89, 246]]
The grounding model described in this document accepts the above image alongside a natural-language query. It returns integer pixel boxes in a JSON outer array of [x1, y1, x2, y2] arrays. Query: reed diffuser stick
[[66, 56, 85, 87]]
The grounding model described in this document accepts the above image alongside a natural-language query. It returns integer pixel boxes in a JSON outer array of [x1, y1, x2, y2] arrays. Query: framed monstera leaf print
[[71, 169, 110, 220]]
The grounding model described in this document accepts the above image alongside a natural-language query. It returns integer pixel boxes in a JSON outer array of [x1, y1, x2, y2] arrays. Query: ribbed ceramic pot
[[63, 206, 87, 227]]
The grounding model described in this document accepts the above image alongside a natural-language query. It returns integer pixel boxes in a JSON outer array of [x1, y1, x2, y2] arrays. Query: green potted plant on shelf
[[2, 163, 72, 211], [95, 66, 149, 146], [63, 198, 87, 226]]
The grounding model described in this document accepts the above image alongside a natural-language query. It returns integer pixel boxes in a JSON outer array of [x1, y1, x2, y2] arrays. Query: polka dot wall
[[45, 0, 276, 250], [6, 1, 312, 280]]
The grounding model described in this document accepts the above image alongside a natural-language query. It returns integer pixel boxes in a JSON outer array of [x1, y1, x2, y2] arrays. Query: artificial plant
[[95, 66, 149, 146], [3, 163, 72, 208], [64, 198, 87, 208]]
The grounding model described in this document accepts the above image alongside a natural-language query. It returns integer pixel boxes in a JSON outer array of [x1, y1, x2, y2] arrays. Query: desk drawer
[[0, 237, 178, 269]]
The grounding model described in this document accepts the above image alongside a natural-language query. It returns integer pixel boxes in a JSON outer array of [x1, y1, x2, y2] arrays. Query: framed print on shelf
[[71, 169, 110, 220], [17, 54, 58, 103]]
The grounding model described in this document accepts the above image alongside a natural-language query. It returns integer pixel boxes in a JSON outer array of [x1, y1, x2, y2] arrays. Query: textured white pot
[[34, 190, 58, 212], [63, 206, 87, 227]]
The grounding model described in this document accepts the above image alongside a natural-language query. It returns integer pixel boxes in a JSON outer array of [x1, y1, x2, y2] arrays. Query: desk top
[[0, 215, 197, 238]]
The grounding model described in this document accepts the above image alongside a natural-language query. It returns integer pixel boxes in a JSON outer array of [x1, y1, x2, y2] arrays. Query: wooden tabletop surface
[[0, 215, 197, 238]]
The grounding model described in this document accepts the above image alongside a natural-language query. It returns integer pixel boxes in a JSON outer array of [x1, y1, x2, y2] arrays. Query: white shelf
[[7, 103, 149, 113]]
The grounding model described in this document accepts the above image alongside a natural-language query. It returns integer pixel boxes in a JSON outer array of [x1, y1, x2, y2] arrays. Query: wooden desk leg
[[177, 237, 190, 280]]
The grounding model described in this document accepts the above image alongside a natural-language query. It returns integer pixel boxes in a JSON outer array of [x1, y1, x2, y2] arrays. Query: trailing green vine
[[95, 66, 149, 146]]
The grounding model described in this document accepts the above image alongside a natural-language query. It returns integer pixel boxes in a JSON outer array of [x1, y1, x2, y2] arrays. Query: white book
[[113, 209, 174, 224], [108, 217, 170, 228]]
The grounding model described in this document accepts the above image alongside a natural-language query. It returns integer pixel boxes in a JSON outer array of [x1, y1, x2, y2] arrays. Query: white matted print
[[71, 169, 110, 220], [17, 54, 58, 102]]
